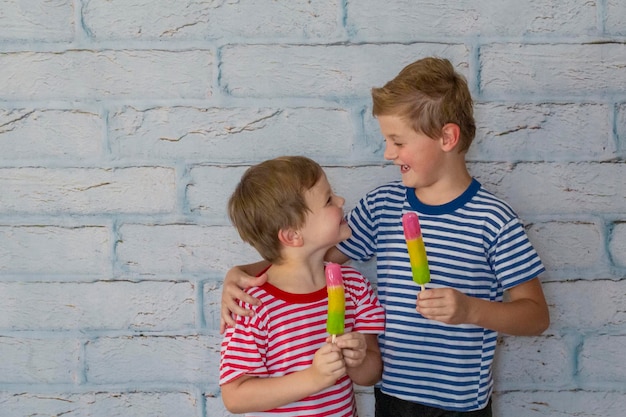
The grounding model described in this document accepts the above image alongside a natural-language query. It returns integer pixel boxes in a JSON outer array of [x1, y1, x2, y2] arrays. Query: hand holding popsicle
[[402, 212, 431, 291], [325, 262, 345, 343]]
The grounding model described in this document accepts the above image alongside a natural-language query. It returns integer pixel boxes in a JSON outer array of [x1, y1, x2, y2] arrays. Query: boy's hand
[[220, 267, 267, 333], [310, 342, 346, 388], [331, 332, 367, 368], [416, 287, 473, 325]]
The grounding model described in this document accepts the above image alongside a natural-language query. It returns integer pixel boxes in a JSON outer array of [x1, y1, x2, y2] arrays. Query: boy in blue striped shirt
[[222, 57, 550, 416]]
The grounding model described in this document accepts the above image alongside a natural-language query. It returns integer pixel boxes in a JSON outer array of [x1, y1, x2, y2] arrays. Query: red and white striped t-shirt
[[220, 264, 385, 417]]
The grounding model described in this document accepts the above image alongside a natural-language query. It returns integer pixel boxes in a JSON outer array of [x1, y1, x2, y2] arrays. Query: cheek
[[405, 145, 434, 166]]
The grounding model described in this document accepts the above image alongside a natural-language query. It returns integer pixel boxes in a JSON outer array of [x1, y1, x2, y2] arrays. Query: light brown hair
[[228, 156, 324, 263], [372, 57, 476, 153]]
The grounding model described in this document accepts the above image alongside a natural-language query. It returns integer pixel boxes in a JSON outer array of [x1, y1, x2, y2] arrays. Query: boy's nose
[[383, 142, 395, 160]]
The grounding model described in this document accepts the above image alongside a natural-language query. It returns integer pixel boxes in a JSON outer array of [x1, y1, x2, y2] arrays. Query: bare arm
[[220, 261, 269, 333], [325, 246, 351, 265], [335, 333, 382, 386], [221, 343, 345, 414], [417, 277, 550, 336]]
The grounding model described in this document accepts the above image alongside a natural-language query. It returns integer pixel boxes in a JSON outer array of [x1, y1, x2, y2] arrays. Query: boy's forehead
[[377, 114, 412, 133], [306, 173, 331, 196], [315, 172, 330, 189]]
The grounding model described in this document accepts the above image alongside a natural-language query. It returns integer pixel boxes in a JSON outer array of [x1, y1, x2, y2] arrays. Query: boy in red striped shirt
[[220, 156, 385, 416]]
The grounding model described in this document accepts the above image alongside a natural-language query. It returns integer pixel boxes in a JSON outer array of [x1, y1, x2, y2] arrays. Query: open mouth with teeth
[[400, 164, 410, 173]]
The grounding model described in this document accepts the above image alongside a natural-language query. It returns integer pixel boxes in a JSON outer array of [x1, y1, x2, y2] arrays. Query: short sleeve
[[219, 303, 269, 385], [342, 266, 385, 334], [491, 218, 545, 290]]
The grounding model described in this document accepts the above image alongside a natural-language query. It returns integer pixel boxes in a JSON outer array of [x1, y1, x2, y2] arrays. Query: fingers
[[221, 290, 253, 317], [315, 343, 346, 377], [220, 290, 254, 330], [242, 272, 268, 289], [228, 289, 255, 311], [331, 333, 366, 367], [220, 270, 269, 334], [219, 318, 228, 334], [224, 280, 261, 306], [333, 332, 365, 348], [416, 288, 469, 325]]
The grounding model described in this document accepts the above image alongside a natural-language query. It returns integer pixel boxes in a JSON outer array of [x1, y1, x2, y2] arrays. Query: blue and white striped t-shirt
[[337, 179, 545, 412]]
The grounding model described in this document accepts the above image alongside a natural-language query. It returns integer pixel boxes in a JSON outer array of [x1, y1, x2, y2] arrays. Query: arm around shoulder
[[220, 261, 270, 333]]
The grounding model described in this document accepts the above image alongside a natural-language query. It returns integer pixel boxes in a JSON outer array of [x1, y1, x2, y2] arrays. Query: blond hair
[[372, 57, 476, 153], [228, 156, 324, 263]]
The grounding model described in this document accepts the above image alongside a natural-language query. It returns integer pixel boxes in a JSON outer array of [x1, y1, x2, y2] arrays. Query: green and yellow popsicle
[[325, 262, 345, 343], [402, 212, 430, 291]]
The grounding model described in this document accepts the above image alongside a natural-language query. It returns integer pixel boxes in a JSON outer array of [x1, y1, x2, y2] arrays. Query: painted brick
[[579, 334, 626, 383], [494, 335, 571, 389], [609, 222, 626, 268], [480, 44, 626, 97], [324, 165, 401, 210], [205, 392, 242, 417], [83, 0, 342, 40], [0, 50, 213, 101], [221, 44, 470, 98], [0, 0, 74, 42], [86, 333, 222, 383], [347, 0, 597, 39], [0, 336, 81, 384], [188, 166, 246, 221], [543, 280, 626, 331], [355, 386, 376, 417], [473, 162, 626, 216], [2, 1, 625, 416], [525, 221, 604, 272], [187, 164, 399, 221], [0, 225, 110, 275], [606, 0, 626, 36], [617, 104, 626, 159], [0, 281, 195, 331], [0, 392, 198, 417], [493, 391, 626, 417], [109, 106, 354, 164], [203, 280, 224, 331], [470, 103, 615, 162], [0, 167, 176, 214], [116, 224, 258, 275], [0, 108, 104, 162]]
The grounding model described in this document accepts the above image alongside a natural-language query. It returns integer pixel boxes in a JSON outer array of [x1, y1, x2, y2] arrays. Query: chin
[[339, 225, 352, 241], [400, 173, 419, 189], [401, 178, 416, 188]]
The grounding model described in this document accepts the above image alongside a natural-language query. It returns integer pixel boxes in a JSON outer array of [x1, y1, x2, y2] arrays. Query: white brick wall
[[0, 1, 624, 416]]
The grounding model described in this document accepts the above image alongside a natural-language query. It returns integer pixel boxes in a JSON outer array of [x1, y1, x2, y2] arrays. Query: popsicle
[[402, 212, 430, 291], [325, 262, 345, 343]]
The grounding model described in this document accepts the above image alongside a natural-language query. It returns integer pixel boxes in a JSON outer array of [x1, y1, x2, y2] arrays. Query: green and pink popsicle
[[402, 212, 430, 291], [325, 262, 345, 343]]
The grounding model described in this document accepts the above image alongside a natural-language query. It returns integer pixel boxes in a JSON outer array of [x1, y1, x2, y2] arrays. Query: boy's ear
[[441, 123, 461, 152], [277, 228, 303, 247]]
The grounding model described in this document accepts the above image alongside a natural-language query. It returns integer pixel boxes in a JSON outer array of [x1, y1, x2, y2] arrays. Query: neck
[[267, 254, 327, 294], [415, 163, 472, 206]]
